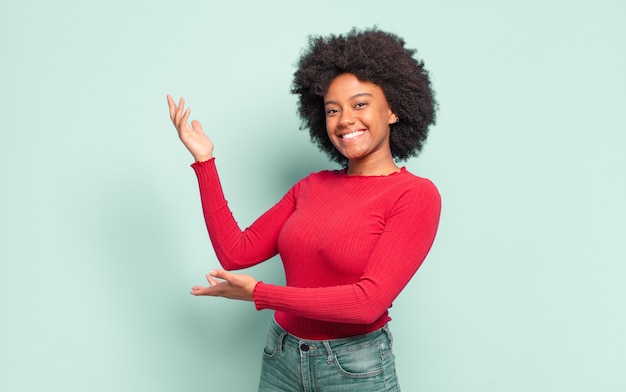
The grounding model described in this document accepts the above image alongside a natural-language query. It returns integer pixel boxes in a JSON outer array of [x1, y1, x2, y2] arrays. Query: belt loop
[[382, 325, 394, 347], [322, 341, 333, 364], [277, 332, 287, 353]]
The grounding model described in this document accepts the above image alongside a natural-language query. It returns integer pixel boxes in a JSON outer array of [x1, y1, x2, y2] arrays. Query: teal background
[[1, 0, 625, 390]]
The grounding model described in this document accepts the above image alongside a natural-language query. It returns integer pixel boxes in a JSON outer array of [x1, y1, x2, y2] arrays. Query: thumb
[[209, 269, 232, 281], [191, 119, 204, 133]]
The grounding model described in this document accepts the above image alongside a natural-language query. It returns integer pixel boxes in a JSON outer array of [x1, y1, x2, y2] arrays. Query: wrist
[[194, 153, 213, 162], [252, 281, 263, 308]]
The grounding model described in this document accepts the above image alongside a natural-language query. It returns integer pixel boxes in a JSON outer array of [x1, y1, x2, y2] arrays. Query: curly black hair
[[291, 27, 437, 165]]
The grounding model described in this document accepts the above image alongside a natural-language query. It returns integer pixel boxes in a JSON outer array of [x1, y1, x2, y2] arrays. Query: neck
[[346, 156, 400, 176]]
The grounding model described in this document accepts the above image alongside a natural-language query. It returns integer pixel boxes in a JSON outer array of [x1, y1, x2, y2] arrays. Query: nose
[[339, 112, 354, 127]]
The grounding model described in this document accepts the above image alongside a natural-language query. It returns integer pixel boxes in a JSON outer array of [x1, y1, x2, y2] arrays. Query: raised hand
[[190, 270, 257, 302], [167, 95, 214, 162]]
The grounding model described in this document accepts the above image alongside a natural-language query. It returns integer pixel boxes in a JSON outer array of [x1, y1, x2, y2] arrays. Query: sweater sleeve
[[191, 159, 296, 270], [253, 180, 441, 324]]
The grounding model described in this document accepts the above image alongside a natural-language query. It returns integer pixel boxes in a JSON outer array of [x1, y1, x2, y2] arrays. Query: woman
[[168, 27, 441, 391]]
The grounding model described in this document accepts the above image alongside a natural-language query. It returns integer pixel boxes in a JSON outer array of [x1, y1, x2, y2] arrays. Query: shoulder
[[386, 168, 440, 200], [402, 170, 440, 197], [387, 170, 441, 216]]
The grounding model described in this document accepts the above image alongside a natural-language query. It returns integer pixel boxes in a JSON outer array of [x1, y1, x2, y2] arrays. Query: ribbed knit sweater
[[192, 158, 441, 340]]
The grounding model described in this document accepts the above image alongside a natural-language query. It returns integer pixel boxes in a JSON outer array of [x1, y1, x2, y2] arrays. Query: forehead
[[324, 73, 384, 100]]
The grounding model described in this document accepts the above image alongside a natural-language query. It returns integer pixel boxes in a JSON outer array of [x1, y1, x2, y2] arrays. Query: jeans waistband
[[267, 317, 393, 357]]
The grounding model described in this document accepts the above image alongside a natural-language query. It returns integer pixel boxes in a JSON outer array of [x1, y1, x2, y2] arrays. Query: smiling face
[[324, 73, 398, 172]]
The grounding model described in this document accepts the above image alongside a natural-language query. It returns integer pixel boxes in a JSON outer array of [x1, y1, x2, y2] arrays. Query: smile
[[340, 130, 365, 139]]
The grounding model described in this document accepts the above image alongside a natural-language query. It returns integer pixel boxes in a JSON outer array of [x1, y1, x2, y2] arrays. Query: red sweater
[[192, 159, 441, 339]]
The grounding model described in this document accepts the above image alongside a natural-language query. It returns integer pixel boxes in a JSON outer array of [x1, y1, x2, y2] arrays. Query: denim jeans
[[258, 318, 400, 391]]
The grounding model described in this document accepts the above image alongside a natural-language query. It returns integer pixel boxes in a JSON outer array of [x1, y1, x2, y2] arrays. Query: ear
[[388, 112, 399, 125]]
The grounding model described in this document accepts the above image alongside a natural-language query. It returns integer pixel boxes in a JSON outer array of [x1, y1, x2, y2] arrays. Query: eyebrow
[[324, 92, 373, 106]]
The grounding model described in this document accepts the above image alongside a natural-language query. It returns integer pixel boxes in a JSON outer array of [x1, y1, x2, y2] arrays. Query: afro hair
[[291, 27, 438, 165]]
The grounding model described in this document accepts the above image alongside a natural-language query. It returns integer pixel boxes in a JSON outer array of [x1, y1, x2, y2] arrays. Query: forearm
[[254, 281, 391, 324], [192, 159, 294, 269]]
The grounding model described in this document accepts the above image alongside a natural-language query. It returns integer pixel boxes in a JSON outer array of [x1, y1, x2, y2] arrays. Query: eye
[[355, 102, 367, 109], [326, 108, 339, 116]]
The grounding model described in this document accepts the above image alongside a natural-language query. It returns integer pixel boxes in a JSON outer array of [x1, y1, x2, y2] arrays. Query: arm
[[192, 160, 296, 269], [168, 95, 296, 270]]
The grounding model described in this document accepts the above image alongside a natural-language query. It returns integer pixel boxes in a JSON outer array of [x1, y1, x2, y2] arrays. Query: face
[[324, 73, 398, 164]]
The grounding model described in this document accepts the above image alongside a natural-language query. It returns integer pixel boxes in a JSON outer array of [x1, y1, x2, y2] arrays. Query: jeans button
[[300, 343, 309, 352]]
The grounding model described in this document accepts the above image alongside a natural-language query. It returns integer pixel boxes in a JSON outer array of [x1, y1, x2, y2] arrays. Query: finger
[[181, 107, 191, 130], [168, 95, 182, 125], [175, 97, 185, 125], [191, 119, 203, 134], [210, 269, 235, 283], [206, 273, 221, 287], [191, 285, 207, 293], [167, 95, 177, 122], [190, 285, 209, 296]]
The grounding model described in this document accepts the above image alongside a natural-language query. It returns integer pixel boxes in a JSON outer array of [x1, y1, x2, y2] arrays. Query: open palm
[[167, 95, 214, 162]]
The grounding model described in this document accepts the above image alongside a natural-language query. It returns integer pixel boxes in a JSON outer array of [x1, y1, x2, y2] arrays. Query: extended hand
[[167, 95, 214, 162], [190, 270, 257, 302]]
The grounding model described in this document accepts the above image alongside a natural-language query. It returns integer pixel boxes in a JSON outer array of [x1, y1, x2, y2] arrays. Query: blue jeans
[[258, 318, 401, 391]]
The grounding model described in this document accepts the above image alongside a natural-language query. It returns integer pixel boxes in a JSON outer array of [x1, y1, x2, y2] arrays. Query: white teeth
[[341, 130, 364, 139]]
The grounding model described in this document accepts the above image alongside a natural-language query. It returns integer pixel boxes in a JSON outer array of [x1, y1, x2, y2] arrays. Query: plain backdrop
[[1, 0, 625, 391]]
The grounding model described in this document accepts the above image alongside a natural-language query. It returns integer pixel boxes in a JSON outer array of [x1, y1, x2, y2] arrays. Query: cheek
[[326, 129, 338, 146], [325, 118, 336, 136], [325, 121, 341, 148]]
